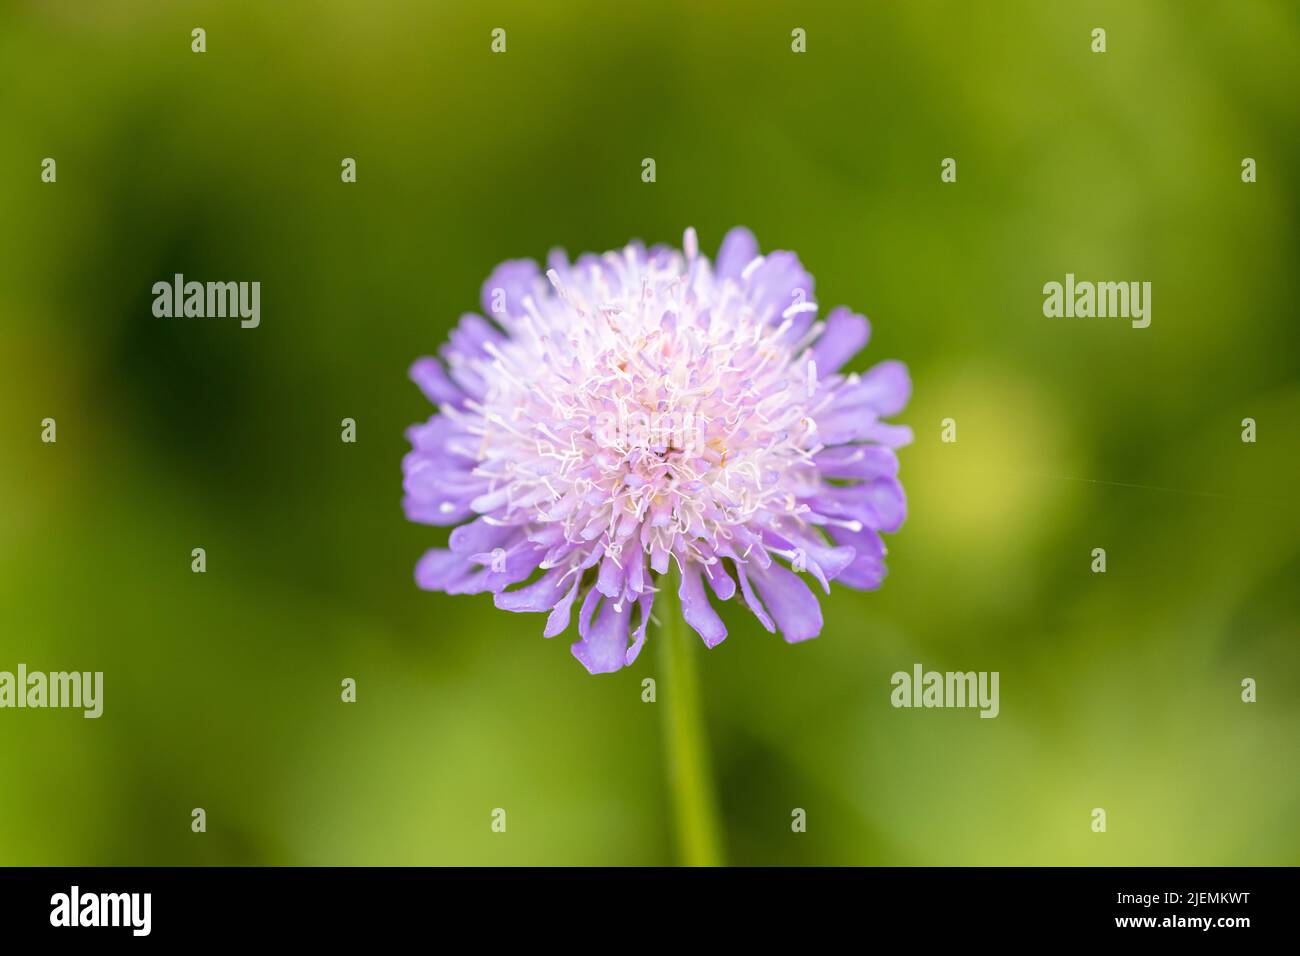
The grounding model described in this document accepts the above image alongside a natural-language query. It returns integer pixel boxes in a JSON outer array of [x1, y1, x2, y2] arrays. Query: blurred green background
[[1, 0, 1297, 865]]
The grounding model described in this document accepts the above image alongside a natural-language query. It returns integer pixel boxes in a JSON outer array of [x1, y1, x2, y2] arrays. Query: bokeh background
[[1, 0, 1297, 865]]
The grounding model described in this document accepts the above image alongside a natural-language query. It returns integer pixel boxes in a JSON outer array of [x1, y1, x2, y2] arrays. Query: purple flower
[[403, 228, 911, 673]]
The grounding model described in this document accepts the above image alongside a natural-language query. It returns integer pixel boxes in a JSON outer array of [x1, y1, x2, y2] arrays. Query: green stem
[[656, 565, 724, 867]]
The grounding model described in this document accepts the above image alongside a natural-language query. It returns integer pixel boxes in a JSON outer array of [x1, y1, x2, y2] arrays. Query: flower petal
[[494, 566, 570, 612], [703, 562, 737, 601], [829, 525, 887, 591], [813, 445, 899, 481], [810, 307, 870, 374], [409, 357, 464, 407], [715, 226, 759, 282], [414, 549, 473, 592], [626, 590, 655, 665], [679, 563, 727, 648], [570, 598, 632, 674], [747, 250, 816, 332], [449, 517, 518, 555], [832, 360, 911, 417], [748, 561, 823, 643], [544, 577, 582, 637], [480, 259, 541, 320], [735, 562, 775, 633], [804, 477, 907, 534]]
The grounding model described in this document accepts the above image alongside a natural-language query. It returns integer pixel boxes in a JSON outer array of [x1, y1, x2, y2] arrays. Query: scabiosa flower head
[[404, 228, 911, 674]]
